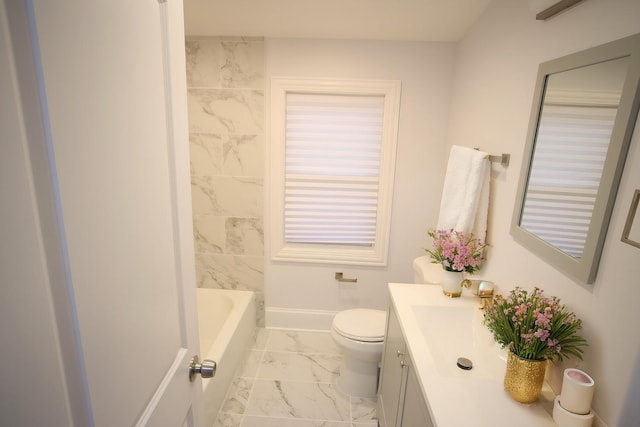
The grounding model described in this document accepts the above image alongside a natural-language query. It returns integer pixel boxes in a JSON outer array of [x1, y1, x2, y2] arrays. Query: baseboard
[[265, 306, 338, 331]]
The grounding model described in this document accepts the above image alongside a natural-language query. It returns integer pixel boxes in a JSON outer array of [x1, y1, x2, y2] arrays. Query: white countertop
[[388, 282, 558, 427]]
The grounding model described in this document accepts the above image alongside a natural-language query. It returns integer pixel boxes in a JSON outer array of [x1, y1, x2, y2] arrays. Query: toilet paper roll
[[553, 396, 594, 427], [560, 368, 595, 415]]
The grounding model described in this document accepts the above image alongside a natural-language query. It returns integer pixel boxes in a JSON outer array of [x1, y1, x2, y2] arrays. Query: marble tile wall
[[186, 37, 265, 325]]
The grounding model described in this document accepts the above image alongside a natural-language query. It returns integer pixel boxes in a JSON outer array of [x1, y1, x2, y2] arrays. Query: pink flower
[[425, 229, 488, 274], [482, 287, 587, 362], [535, 311, 552, 328], [514, 304, 528, 318], [534, 328, 550, 341]]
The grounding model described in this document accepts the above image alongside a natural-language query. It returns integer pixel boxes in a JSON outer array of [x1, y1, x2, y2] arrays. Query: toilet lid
[[333, 309, 387, 342]]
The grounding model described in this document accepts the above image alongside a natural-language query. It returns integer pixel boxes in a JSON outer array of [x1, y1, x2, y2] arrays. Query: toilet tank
[[412, 255, 442, 284]]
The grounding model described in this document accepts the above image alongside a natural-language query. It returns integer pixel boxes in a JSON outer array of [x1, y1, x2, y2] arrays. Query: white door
[[1, 1, 204, 426]]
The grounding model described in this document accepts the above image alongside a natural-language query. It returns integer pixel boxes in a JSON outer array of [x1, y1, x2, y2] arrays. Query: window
[[269, 78, 401, 265]]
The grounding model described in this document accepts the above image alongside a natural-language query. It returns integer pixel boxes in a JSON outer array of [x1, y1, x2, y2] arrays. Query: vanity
[[377, 283, 558, 427], [375, 33, 640, 427]]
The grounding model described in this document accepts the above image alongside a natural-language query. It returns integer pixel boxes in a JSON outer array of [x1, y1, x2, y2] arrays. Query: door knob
[[189, 355, 216, 382]]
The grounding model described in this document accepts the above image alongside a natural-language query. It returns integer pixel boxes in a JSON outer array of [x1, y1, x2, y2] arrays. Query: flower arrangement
[[425, 229, 488, 273], [483, 287, 587, 362]]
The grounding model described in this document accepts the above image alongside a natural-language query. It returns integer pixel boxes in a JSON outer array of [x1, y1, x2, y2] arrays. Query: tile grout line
[[239, 328, 271, 425], [216, 329, 269, 427]]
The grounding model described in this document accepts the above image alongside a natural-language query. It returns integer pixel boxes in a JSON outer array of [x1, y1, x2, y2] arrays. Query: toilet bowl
[[331, 308, 387, 397]]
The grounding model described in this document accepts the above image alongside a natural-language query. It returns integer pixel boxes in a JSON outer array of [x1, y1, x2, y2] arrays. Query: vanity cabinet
[[382, 283, 558, 427], [378, 306, 406, 427], [401, 364, 434, 427], [377, 305, 433, 427]]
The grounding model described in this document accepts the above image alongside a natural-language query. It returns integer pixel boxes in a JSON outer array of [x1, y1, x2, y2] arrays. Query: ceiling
[[183, 0, 493, 42]]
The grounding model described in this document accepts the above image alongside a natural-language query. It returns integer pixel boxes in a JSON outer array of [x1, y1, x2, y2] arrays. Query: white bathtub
[[196, 288, 256, 426]]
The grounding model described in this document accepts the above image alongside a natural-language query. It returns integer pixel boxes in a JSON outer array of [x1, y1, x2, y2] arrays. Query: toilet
[[331, 308, 387, 397], [413, 254, 442, 284]]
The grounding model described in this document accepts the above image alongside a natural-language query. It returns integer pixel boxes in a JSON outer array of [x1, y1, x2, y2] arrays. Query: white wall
[[263, 2, 640, 423], [447, 0, 640, 425], [264, 39, 455, 326]]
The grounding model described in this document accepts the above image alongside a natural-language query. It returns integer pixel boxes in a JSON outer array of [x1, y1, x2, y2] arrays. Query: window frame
[[268, 77, 401, 266]]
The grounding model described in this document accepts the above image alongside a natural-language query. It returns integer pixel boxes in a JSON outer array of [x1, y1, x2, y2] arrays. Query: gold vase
[[504, 351, 547, 403]]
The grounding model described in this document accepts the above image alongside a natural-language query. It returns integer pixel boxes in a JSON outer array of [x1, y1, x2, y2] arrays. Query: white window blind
[[284, 93, 385, 246], [269, 78, 401, 265], [520, 103, 617, 258]]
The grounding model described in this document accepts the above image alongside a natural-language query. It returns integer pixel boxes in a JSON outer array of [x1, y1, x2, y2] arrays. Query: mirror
[[512, 33, 640, 284]]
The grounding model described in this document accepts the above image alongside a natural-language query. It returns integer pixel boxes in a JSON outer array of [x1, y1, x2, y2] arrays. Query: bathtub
[[196, 288, 256, 426]]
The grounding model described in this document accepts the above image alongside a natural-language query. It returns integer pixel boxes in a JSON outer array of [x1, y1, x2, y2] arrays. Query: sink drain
[[456, 357, 473, 370]]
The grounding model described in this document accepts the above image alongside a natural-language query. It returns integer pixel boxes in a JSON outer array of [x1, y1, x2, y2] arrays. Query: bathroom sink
[[411, 304, 505, 379], [387, 284, 557, 427]]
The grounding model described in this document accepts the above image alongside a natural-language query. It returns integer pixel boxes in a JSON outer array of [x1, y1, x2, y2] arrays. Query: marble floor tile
[[220, 377, 253, 415], [245, 380, 350, 421], [257, 351, 340, 383], [213, 329, 378, 427], [350, 397, 377, 423], [241, 416, 350, 427], [213, 412, 242, 427], [266, 330, 340, 354]]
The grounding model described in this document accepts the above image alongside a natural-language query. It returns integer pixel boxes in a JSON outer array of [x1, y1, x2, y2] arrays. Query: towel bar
[[486, 153, 510, 167], [474, 147, 510, 167]]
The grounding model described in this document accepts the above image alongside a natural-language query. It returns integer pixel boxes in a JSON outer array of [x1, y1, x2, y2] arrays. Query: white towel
[[436, 145, 490, 241]]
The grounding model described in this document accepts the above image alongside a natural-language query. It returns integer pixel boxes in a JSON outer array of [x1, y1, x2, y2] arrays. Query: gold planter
[[504, 352, 547, 403]]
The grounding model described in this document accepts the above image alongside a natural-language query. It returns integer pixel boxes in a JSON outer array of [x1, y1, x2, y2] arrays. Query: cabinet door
[[377, 306, 408, 427], [400, 363, 434, 427]]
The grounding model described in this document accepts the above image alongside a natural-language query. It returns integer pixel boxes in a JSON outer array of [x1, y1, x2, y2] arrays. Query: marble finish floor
[[213, 328, 378, 427]]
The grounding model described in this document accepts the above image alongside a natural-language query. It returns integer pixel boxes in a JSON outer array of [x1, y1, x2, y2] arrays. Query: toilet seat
[[332, 309, 386, 342]]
